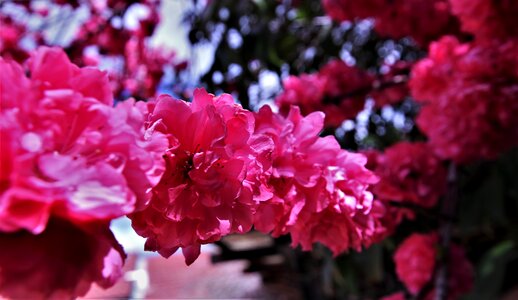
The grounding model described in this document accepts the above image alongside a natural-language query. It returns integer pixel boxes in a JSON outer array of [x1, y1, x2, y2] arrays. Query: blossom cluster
[[449, 0, 518, 42], [367, 142, 447, 209], [130, 89, 385, 262], [322, 0, 459, 46], [0, 47, 167, 299], [0, 0, 186, 101], [1, 47, 385, 297], [410, 36, 518, 163], [275, 59, 372, 127], [392, 233, 473, 299]]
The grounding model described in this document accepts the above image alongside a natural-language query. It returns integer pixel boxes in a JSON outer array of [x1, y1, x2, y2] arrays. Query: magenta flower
[[253, 105, 382, 255], [394, 232, 473, 298], [129, 89, 271, 265], [410, 37, 518, 163], [0, 47, 166, 298], [372, 142, 447, 208]]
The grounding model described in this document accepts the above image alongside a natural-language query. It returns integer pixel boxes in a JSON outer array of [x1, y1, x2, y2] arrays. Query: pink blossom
[[410, 37, 518, 163], [319, 60, 373, 126], [129, 89, 271, 264], [275, 59, 373, 127], [0, 218, 124, 300], [276, 74, 326, 119], [394, 233, 438, 295], [371, 142, 447, 208], [323, 0, 459, 46], [253, 105, 382, 255], [394, 232, 474, 298], [0, 47, 166, 297], [450, 0, 518, 42]]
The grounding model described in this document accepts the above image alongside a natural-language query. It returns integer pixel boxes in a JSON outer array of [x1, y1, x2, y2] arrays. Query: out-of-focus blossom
[[362, 149, 416, 238], [410, 36, 518, 163], [0, 16, 29, 63], [253, 106, 382, 255], [322, 0, 383, 22], [319, 60, 374, 126], [371, 142, 447, 208], [275, 59, 373, 127], [394, 233, 438, 295], [0, 218, 124, 300], [0, 47, 166, 298], [129, 89, 270, 265], [276, 74, 326, 119], [323, 0, 459, 46], [123, 37, 176, 100], [370, 61, 411, 108], [394, 233, 474, 298], [450, 0, 518, 42]]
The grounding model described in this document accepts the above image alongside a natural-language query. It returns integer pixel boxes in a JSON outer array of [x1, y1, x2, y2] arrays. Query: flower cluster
[[275, 59, 373, 127], [369, 142, 447, 208], [450, 0, 518, 42], [129, 89, 269, 264], [322, 0, 459, 46], [0, 1, 186, 101], [129, 91, 384, 261], [253, 106, 383, 255], [410, 36, 518, 163], [393, 232, 473, 299], [0, 47, 167, 299]]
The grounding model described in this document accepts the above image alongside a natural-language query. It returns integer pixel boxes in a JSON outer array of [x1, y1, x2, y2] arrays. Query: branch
[[434, 162, 458, 300]]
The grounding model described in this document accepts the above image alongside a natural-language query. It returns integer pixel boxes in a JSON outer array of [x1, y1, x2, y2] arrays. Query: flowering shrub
[[1, 0, 518, 299]]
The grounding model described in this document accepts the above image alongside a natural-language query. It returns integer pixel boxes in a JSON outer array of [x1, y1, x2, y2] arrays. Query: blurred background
[[1, 0, 518, 299]]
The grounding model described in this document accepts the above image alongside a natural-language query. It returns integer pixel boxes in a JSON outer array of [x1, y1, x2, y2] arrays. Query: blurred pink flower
[[372, 142, 447, 208], [0, 218, 125, 300], [394, 232, 474, 298], [394, 233, 438, 295], [410, 37, 518, 163], [450, 0, 518, 42], [323, 0, 459, 46]]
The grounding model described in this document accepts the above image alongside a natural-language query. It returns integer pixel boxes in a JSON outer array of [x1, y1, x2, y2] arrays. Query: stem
[[434, 162, 458, 300]]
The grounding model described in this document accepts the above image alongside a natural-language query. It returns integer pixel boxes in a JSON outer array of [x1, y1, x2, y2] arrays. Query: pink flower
[[129, 89, 271, 265], [319, 60, 373, 126], [322, 0, 459, 46], [276, 74, 326, 119], [253, 105, 382, 255], [450, 0, 518, 42], [0, 218, 124, 300], [322, 0, 384, 22], [373, 0, 459, 46], [410, 37, 518, 163], [371, 142, 447, 208], [394, 233, 474, 298], [0, 47, 166, 297], [275, 59, 373, 127], [394, 233, 438, 295]]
